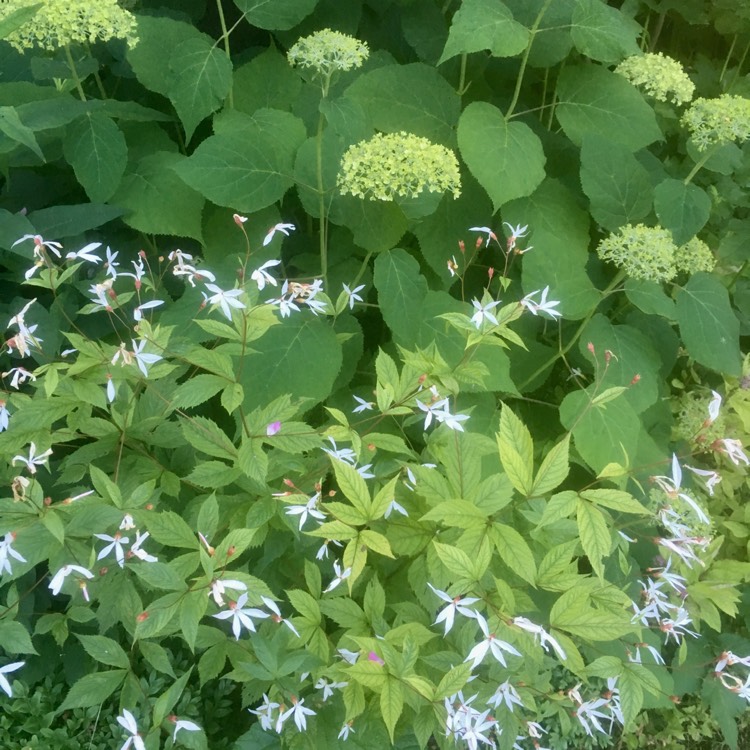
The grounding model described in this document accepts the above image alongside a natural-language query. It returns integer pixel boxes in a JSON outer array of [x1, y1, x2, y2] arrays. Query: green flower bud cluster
[[596, 224, 714, 282], [681, 94, 750, 151], [616, 52, 695, 106], [337, 131, 461, 202], [287, 29, 369, 76], [0, 0, 138, 52]]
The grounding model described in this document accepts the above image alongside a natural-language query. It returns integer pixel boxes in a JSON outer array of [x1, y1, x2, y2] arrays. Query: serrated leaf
[[654, 178, 711, 246], [168, 38, 232, 142], [319, 598, 368, 630], [618, 668, 644, 727], [180, 590, 208, 652], [233, 0, 317, 30], [381, 677, 404, 743], [434, 662, 473, 700], [571, 0, 641, 63], [360, 530, 394, 558], [497, 405, 534, 495], [420, 500, 488, 528], [221, 383, 244, 415], [171, 374, 227, 410], [181, 416, 237, 460], [153, 669, 192, 726], [139, 640, 175, 677], [458, 101, 546, 212], [186, 461, 241, 488], [433, 541, 476, 581], [580, 489, 650, 515], [439, 0, 529, 63], [576, 499, 610, 579], [145, 511, 199, 550], [537, 490, 578, 528], [76, 634, 129, 669], [0, 621, 37, 654], [0, 3, 42, 40], [491, 523, 536, 584], [676, 273, 742, 376], [131, 561, 186, 591], [331, 460, 371, 517], [531, 434, 570, 496], [550, 587, 636, 641], [287, 589, 321, 624], [57, 670, 127, 712], [0, 105, 42, 159]]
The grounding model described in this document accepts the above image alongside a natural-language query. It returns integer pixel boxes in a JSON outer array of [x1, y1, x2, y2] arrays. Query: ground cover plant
[[0, 0, 750, 748]]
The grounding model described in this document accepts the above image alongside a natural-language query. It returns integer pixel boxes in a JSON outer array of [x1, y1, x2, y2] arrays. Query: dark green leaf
[[654, 179, 711, 246]]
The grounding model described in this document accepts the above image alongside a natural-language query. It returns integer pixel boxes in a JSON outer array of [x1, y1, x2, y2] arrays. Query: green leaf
[[497, 405, 534, 496], [571, 0, 641, 63], [0, 105, 42, 159], [490, 523, 536, 584], [624, 278, 676, 319], [181, 416, 237, 460], [26, 203, 123, 239], [145, 511, 199, 550], [331, 460, 371, 517], [197, 494, 219, 540], [131, 561, 187, 591], [618, 668, 644, 727], [576, 499, 610, 578], [580, 134, 652, 231], [174, 109, 306, 213], [676, 273, 742, 375], [0, 3, 42, 40], [433, 541, 476, 582], [287, 589, 321, 624], [550, 587, 636, 641], [457, 101, 546, 212], [153, 669, 193, 726], [439, 0, 530, 63], [168, 38, 232, 142], [62, 113, 127, 202], [76, 634, 129, 669], [221, 383, 244, 415], [654, 179, 711, 246], [171, 374, 227, 410], [531, 435, 570, 497], [139, 640, 175, 678], [434, 662, 473, 700], [111, 151, 204, 241], [57, 670, 127, 712], [556, 65, 661, 151], [186, 461, 242, 488], [381, 677, 404, 743], [373, 249, 428, 346], [420, 499, 488, 528], [232, 0, 317, 30], [239, 315, 342, 412], [580, 489, 650, 515], [180, 590, 208, 652], [233, 46, 302, 113], [0, 621, 36, 654], [360, 530, 395, 558], [319, 598, 368, 631], [345, 63, 460, 144], [90, 466, 123, 508]]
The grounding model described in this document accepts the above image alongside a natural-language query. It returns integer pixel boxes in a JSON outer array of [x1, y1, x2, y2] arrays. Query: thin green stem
[[728, 38, 750, 89], [215, 0, 234, 108], [683, 147, 715, 184], [649, 11, 666, 51], [458, 52, 467, 95], [720, 35, 738, 84], [505, 0, 553, 120], [64, 45, 86, 101], [316, 110, 328, 286], [517, 270, 626, 391], [540, 67, 549, 122]]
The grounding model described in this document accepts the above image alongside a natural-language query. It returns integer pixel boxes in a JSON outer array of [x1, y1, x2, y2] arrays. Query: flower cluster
[[596, 224, 714, 282], [287, 29, 369, 76], [416, 386, 469, 431], [615, 53, 694, 106], [249, 694, 316, 734], [337, 132, 461, 201], [681, 94, 750, 151], [0, 0, 138, 52]]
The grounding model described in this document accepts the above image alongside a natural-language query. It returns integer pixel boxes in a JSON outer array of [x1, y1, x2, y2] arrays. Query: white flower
[[131, 339, 162, 377], [487, 680, 524, 711], [117, 709, 146, 750], [130, 531, 157, 563], [468, 226, 498, 247], [718, 672, 750, 702], [428, 583, 480, 635], [512, 616, 567, 660], [352, 395, 374, 413], [520, 286, 562, 318], [204, 283, 246, 320], [209, 578, 247, 606], [465, 617, 521, 669], [652, 454, 710, 525], [503, 222, 529, 246], [3, 367, 36, 390], [0, 533, 26, 576], [336, 648, 359, 664], [133, 299, 164, 322], [285, 493, 326, 530], [261, 596, 301, 637], [708, 390, 722, 423], [0, 402, 8, 432], [384, 499, 408, 518], [171, 717, 201, 742], [718, 438, 749, 466], [338, 722, 355, 740], [49, 564, 94, 595], [322, 437, 357, 465], [575, 697, 614, 737], [685, 465, 721, 495], [213, 592, 269, 639], [342, 283, 365, 309], [13, 233, 62, 257], [315, 677, 348, 700], [263, 223, 296, 246], [249, 694, 279, 731], [715, 650, 750, 673], [470, 297, 501, 329], [104, 247, 120, 278], [65, 242, 102, 264], [95, 532, 129, 568], [659, 607, 699, 644], [280, 697, 315, 732], [0, 661, 24, 697], [323, 559, 352, 593], [251, 259, 282, 290], [12, 442, 52, 473], [315, 539, 342, 560]]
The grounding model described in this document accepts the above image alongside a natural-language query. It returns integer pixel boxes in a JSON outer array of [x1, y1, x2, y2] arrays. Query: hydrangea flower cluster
[[338, 131, 461, 201], [287, 29, 369, 76], [681, 94, 750, 151], [0, 0, 138, 52], [615, 53, 694, 106], [596, 224, 714, 282]]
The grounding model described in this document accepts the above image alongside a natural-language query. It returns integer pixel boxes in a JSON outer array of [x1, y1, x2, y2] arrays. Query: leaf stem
[[683, 146, 716, 185], [215, 0, 234, 108], [64, 45, 86, 101], [316, 109, 328, 287], [720, 34, 737, 84], [505, 0, 553, 120]]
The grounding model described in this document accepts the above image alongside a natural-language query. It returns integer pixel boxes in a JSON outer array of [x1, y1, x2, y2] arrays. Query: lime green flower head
[[674, 237, 715, 275], [287, 29, 368, 76], [337, 131, 461, 202], [616, 52, 694, 106], [0, 0, 138, 52], [681, 94, 750, 151], [596, 224, 678, 282]]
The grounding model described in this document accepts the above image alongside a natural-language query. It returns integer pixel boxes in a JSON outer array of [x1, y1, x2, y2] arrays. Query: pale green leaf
[[531, 435, 570, 496], [576, 499, 610, 579], [491, 523, 536, 584], [497, 405, 534, 496]]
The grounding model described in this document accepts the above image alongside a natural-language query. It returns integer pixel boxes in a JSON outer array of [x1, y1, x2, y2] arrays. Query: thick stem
[[64, 45, 86, 101], [215, 0, 234, 108], [505, 0, 553, 120], [458, 52, 467, 95], [517, 270, 626, 391], [683, 147, 716, 185]]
